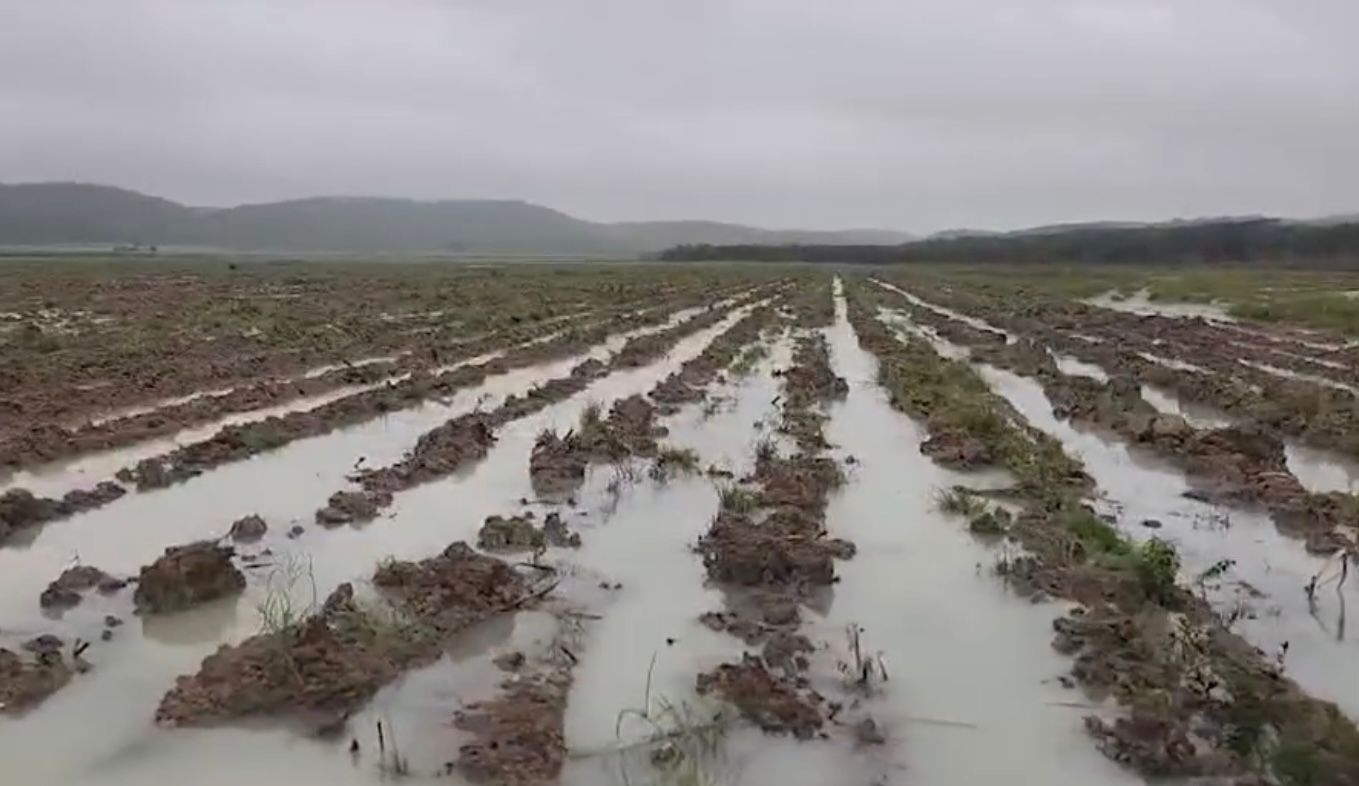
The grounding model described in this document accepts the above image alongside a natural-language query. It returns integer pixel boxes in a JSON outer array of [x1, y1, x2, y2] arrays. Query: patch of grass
[[753, 437, 779, 464], [656, 446, 700, 472], [256, 553, 318, 636], [581, 401, 603, 428], [614, 655, 729, 786], [1132, 537, 1180, 605], [1060, 509, 1132, 559], [730, 343, 769, 376], [717, 484, 760, 514], [933, 486, 986, 517]]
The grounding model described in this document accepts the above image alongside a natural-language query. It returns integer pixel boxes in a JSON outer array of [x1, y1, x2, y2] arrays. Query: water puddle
[[1136, 351, 1208, 374], [1238, 359, 1359, 396], [1138, 386, 1233, 429], [872, 280, 1014, 343], [1084, 289, 1235, 322], [1050, 351, 1108, 381], [1286, 443, 1359, 495]]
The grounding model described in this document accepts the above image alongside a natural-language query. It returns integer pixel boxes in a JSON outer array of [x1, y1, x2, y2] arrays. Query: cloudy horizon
[[2, 0, 1357, 234]]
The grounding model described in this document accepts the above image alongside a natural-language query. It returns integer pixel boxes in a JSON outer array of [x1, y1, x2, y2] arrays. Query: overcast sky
[[2, 0, 1357, 232]]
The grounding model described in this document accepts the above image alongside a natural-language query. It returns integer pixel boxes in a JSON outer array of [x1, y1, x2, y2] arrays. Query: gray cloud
[[2, 0, 1357, 232]]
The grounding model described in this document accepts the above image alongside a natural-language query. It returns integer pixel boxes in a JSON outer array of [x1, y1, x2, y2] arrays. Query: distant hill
[[0, 183, 912, 254]]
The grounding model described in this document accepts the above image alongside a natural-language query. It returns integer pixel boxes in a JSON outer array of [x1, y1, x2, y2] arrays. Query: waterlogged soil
[[0, 294, 750, 546], [847, 277, 1359, 783], [0, 265, 751, 458], [0, 273, 786, 786], [20, 267, 1359, 786]]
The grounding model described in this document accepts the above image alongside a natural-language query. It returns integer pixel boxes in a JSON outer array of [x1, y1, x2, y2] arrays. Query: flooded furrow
[[560, 332, 792, 786], [0, 294, 719, 492], [845, 276, 1359, 783], [0, 297, 768, 786], [0, 295, 756, 545], [817, 282, 1137, 786], [870, 283, 1359, 725]]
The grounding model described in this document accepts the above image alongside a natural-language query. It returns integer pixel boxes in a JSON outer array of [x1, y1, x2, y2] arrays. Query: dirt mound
[[160, 543, 533, 727], [356, 414, 497, 495], [478, 514, 544, 551], [40, 564, 116, 609], [783, 336, 848, 407], [753, 453, 844, 511], [372, 542, 527, 632], [575, 395, 665, 460], [228, 514, 268, 542], [696, 654, 823, 739], [0, 644, 72, 714], [542, 512, 581, 548], [700, 510, 852, 588], [315, 489, 392, 526], [529, 432, 587, 497], [134, 541, 246, 614], [0, 482, 126, 543], [156, 583, 413, 726], [455, 673, 571, 785]]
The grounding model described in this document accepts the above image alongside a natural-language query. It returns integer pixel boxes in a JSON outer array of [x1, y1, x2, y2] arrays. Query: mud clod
[[0, 645, 72, 714], [133, 541, 245, 614], [455, 673, 571, 785], [478, 515, 544, 552], [228, 514, 269, 542], [315, 490, 392, 526], [696, 654, 823, 739], [159, 543, 533, 727], [40, 565, 113, 610]]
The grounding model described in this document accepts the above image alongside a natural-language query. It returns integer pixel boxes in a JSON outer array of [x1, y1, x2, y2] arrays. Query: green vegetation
[[716, 485, 760, 514]]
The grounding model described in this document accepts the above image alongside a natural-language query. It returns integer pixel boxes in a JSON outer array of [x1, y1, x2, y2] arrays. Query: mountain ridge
[[0, 182, 913, 254]]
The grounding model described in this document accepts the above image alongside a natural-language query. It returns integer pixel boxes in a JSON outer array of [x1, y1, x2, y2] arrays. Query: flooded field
[[7, 261, 1359, 785]]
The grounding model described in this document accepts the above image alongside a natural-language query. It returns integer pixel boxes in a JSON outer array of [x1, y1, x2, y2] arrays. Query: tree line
[[659, 219, 1359, 266]]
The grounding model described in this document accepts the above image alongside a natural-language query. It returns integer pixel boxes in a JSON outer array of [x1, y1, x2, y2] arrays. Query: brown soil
[[315, 490, 393, 526], [696, 654, 824, 739], [695, 293, 854, 743], [0, 642, 73, 714], [856, 277, 1359, 782], [0, 265, 730, 471], [700, 509, 851, 588], [650, 306, 778, 408], [455, 672, 572, 785], [0, 482, 125, 546], [921, 429, 994, 468], [133, 541, 246, 614], [158, 542, 532, 727], [228, 514, 269, 542], [529, 432, 587, 497], [475, 510, 583, 552], [40, 564, 117, 610]]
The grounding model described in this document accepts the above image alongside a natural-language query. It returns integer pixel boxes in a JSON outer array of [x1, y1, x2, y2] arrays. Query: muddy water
[[1238, 358, 1359, 396], [0, 306, 710, 499], [1085, 289, 1236, 322], [825, 289, 1139, 786], [870, 285, 1359, 722], [1051, 351, 1109, 381], [0, 308, 755, 786], [974, 360, 1359, 719], [872, 279, 1014, 342], [560, 337, 794, 785]]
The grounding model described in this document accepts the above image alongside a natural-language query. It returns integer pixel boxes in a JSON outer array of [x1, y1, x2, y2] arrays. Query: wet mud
[[844, 276, 1359, 783], [157, 542, 535, 728]]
